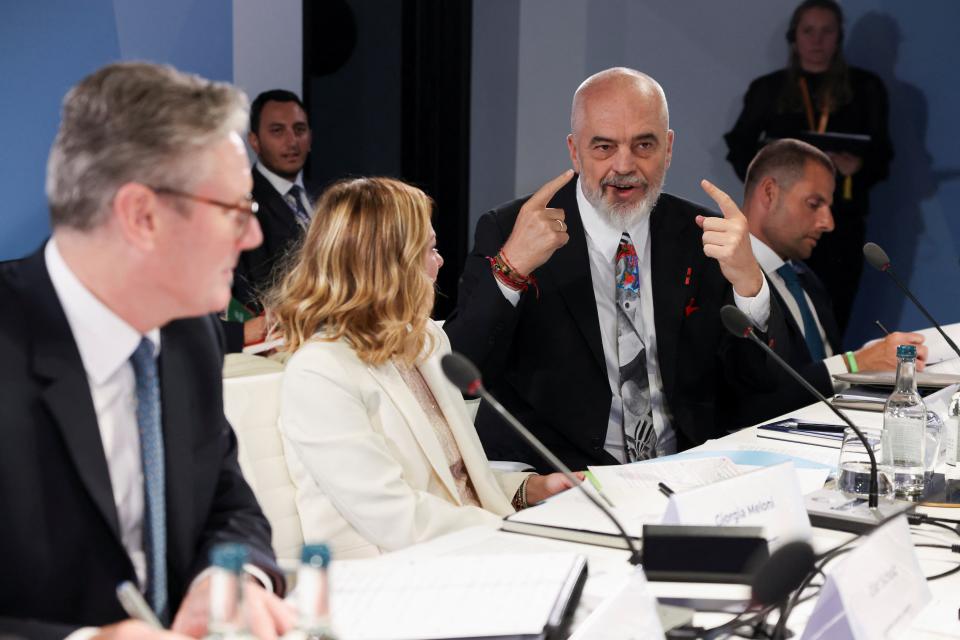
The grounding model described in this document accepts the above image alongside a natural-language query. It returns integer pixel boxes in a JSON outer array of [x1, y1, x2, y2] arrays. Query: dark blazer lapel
[[765, 270, 808, 353], [797, 266, 842, 353], [253, 169, 300, 238], [650, 196, 702, 395], [157, 320, 197, 582], [541, 179, 606, 374], [21, 249, 122, 542]]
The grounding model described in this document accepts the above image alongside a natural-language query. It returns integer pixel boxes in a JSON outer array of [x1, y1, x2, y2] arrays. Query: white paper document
[[329, 552, 584, 640], [589, 457, 743, 498]]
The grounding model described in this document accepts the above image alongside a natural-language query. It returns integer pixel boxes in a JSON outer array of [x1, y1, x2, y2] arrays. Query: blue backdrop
[[0, 0, 231, 260]]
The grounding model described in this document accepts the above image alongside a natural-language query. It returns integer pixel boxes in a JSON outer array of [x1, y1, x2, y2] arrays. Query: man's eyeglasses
[[151, 186, 258, 234]]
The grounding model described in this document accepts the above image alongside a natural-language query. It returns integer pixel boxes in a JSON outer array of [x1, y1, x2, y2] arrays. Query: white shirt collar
[[45, 238, 161, 386], [576, 177, 651, 260], [749, 234, 788, 274], [254, 161, 305, 197]]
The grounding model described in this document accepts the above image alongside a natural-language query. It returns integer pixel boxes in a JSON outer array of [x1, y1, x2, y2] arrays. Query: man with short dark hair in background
[[0, 62, 293, 639], [231, 90, 314, 344], [728, 138, 926, 427]]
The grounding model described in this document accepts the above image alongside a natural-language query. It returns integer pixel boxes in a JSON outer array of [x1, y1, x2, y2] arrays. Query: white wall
[[232, 0, 303, 111], [472, 0, 798, 229]]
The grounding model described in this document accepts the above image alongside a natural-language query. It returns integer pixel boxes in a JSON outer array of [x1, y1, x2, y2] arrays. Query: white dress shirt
[[254, 162, 312, 217], [46, 239, 160, 590], [750, 236, 848, 387], [497, 178, 771, 461]]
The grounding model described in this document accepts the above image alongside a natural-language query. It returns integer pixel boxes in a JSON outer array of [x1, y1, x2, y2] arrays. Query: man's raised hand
[[500, 170, 575, 276], [698, 179, 763, 297]]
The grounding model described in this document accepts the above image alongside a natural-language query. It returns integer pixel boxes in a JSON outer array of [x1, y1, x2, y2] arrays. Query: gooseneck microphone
[[863, 242, 960, 361], [441, 352, 643, 565], [749, 540, 815, 607], [719, 306, 880, 509]]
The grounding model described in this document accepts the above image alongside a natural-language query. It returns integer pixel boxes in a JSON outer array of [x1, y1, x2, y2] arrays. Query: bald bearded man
[[445, 67, 780, 471]]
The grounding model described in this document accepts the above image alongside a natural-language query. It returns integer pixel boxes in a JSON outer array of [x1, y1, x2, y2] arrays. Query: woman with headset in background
[[724, 0, 892, 337]]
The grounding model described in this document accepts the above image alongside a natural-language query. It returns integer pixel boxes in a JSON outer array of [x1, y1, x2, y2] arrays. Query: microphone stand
[[441, 353, 643, 565], [863, 242, 960, 361], [720, 306, 879, 509], [474, 386, 644, 565]]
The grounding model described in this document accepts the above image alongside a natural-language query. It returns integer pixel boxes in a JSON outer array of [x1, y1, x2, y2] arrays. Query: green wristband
[[844, 351, 859, 373]]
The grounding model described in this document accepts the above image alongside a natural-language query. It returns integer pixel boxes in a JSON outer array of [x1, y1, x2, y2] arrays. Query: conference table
[[389, 346, 960, 638]]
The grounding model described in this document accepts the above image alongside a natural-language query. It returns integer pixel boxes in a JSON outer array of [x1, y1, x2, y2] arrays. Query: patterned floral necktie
[[616, 232, 657, 461]]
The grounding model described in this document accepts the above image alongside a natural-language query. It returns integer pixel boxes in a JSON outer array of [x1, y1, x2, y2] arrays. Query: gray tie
[[130, 338, 168, 622], [616, 232, 657, 461], [285, 184, 311, 228]]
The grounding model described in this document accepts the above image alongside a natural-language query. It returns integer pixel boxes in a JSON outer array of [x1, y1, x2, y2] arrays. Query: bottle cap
[[211, 542, 249, 573], [897, 344, 917, 359], [301, 543, 332, 568]]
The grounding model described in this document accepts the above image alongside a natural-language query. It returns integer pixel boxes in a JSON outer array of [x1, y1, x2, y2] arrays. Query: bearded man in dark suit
[[445, 67, 778, 472]]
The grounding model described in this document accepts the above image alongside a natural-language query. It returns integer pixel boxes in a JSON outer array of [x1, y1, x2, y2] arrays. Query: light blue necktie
[[130, 337, 168, 622], [776, 262, 826, 361]]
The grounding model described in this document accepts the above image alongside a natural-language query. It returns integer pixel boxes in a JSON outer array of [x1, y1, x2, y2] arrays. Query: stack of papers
[[329, 553, 586, 639], [501, 456, 829, 549], [501, 458, 739, 549]]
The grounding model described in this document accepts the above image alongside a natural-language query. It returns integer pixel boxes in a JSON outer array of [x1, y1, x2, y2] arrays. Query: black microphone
[[749, 540, 815, 606], [863, 241, 960, 360], [441, 352, 643, 565], [719, 306, 880, 509]]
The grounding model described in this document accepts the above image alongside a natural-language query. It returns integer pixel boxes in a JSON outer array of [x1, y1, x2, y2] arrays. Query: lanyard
[[799, 77, 853, 200], [799, 77, 830, 133]]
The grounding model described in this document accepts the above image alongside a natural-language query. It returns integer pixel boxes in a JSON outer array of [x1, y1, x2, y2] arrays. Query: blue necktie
[[285, 184, 311, 228], [776, 263, 826, 360], [130, 338, 168, 622]]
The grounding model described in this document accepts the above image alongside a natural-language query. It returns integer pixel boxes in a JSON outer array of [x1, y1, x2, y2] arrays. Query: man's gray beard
[[584, 182, 663, 230]]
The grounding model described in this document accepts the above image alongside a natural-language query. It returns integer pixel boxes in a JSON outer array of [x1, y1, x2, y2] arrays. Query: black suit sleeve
[[0, 617, 74, 640], [221, 318, 245, 353], [443, 210, 523, 379], [720, 279, 836, 430]]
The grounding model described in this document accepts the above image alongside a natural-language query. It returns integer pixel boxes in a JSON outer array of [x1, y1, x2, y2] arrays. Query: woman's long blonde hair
[[268, 177, 436, 365]]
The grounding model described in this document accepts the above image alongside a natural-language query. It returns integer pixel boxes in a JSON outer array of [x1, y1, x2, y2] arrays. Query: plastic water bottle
[[289, 544, 336, 640], [881, 345, 927, 496], [206, 543, 253, 639]]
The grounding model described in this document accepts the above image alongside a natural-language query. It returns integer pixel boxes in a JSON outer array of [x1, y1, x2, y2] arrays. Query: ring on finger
[[554, 218, 566, 233]]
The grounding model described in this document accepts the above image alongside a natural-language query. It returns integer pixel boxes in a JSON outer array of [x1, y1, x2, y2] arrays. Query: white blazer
[[279, 321, 527, 559]]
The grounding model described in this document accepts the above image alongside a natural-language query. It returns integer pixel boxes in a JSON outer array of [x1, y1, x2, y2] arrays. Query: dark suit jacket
[[444, 178, 775, 472], [724, 262, 843, 428], [0, 248, 280, 639], [232, 167, 316, 313]]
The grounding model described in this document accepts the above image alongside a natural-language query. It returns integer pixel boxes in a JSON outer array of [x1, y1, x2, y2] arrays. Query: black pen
[[875, 320, 891, 336], [657, 482, 675, 498]]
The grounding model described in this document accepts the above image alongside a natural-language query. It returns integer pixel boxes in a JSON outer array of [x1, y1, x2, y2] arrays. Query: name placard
[[661, 461, 811, 548], [801, 516, 931, 639]]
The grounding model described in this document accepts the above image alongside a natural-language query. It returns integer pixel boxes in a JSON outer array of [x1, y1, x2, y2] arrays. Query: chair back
[[222, 365, 304, 565]]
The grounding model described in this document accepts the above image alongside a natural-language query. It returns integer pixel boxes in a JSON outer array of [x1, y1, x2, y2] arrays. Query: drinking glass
[[837, 427, 893, 499]]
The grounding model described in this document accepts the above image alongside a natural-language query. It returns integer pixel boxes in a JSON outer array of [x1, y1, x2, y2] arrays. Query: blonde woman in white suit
[[269, 177, 576, 559]]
